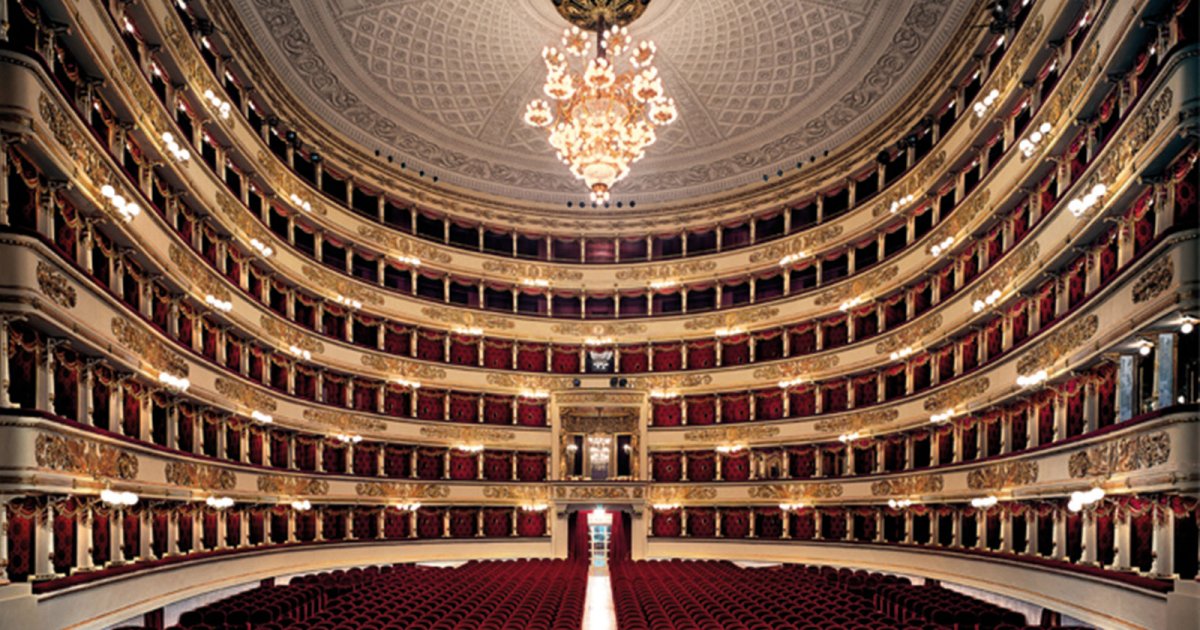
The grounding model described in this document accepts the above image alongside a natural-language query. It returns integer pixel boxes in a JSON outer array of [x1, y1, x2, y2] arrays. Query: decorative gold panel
[[1131, 256, 1173, 304], [169, 245, 231, 303], [419, 425, 516, 442], [112, 317, 190, 376], [259, 315, 325, 356], [360, 354, 447, 380], [302, 265, 384, 306], [813, 265, 899, 307], [560, 409, 639, 433], [875, 314, 942, 356], [215, 377, 278, 412], [925, 190, 990, 255], [556, 392, 645, 404], [486, 373, 574, 390], [303, 408, 387, 433], [36, 261, 76, 308], [923, 377, 989, 412], [648, 485, 718, 502], [682, 425, 780, 443], [752, 355, 839, 381], [481, 260, 582, 281], [965, 461, 1038, 490], [813, 408, 899, 434], [483, 485, 551, 501], [614, 260, 717, 281], [258, 475, 330, 496], [35, 434, 138, 480], [628, 374, 713, 390], [1015, 315, 1098, 376], [357, 225, 453, 263], [683, 306, 779, 331], [969, 242, 1039, 305], [871, 151, 948, 217], [749, 225, 844, 263], [550, 321, 647, 336], [1068, 432, 1170, 478], [870, 474, 943, 496], [746, 483, 843, 500], [420, 306, 514, 330], [553, 485, 642, 500], [164, 461, 236, 491], [356, 482, 449, 499]]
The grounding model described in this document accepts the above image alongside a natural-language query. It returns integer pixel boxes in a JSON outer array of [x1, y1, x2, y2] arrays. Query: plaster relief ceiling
[[222, 0, 973, 205]]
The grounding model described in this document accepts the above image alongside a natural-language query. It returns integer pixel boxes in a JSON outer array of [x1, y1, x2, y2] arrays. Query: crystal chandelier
[[524, 22, 677, 203]]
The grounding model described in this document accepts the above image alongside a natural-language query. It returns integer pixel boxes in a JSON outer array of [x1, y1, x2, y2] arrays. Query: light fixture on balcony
[[158, 371, 191, 393], [972, 88, 1000, 118], [335, 294, 363, 309], [970, 495, 998, 509], [973, 289, 1003, 313], [648, 390, 678, 400], [202, 88, 232, 120], [837, 431, 861, 443], [1067, 183, 1108, 217], [100, 489, 139, 507], [249, 237, 274, 258], [288, 344, 312, 361], [839, 296, 865, 312], [779, 502, 805, 512], [205, 294, 233, 313], [1068, 487, 1105, 512], [929, 408, 956, 423], [651, 502, 681, 511], [929, 236, 955, 257], [394, 502, 420, 512], [455, 444, 484, 454], [714, 327, 744, 338], [99, 184, 141, 222], [778, 252, 809, 267], [714, 444, 744, 454], [887, 499, 915, 509], [520, 389, 550, 400], [777, 376, 807, 389], [521, 503, 550, 512], [1016, 369, 1048, 388], [889, 193, 917, 214], [290, 500, 312, 511], [251, 410, 274, 424], [206, 496, 235, 509], [394, 255, 422, 267], [289, 193, 313, 212], [334, 433, 363, 444], [890, 346, 917, 361], [454, 326, 484, 337], [1137, 339, 1154, 356], [648, 279, 678, 290], [1181, 316, 1196, 335], [1018, 122, 1053, 158], [394, 377, 422, 390], [524, 5, 677, 203], [160, 132, 191, 162]]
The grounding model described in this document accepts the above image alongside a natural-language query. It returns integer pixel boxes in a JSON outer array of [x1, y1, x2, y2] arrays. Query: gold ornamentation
[[556, 392, 645, 404], [747, 483, 843, 500], [483, 485, 551, 501], [969, 14, 1045, 129], [258, 475, 329, 496], [1038, 41, 1098, 125], [560, 410, 639, 433], [420, 306, 514, 330], [750, 225, 844, 263], [360, 355, 447, 380], [966, 461, 1038, 490], [215, 193, 274, 247], [169, 245, 231, 303], [683, 306, 779, 332], [419, 425, 516, 442], [813, 265, 899, 307], [356, 482, 449, 499], [486, 373, 575, 391], [111, 317, 190, 376], [614, 260, 717, 281], [259, 315, 325, 356], [550, 321, 647, 336], [870, 151, 947, 217], [925, 190, 991, 255], [356, 225, 452, 263], [875, 314, 943, 355], [870, 474, 944, 496], [38, 95, 113, 218], [35, 434, 138, 480], [554, 0, 650, 29], [647, 485, 717, 502], [302, 265, 384, 306], [752, 355, 839, 381], [814, 408, 899, 434], [481, 260, 582, 281], [1131, 256, 1173, 304], [969, 242, 1040, 306], [164, 461, 236, 491], [1016, 315, 1099, 376], [303, 409, 387, 433], [1094, 88, 1174, 189], [628, 374, 713, 390], [923, 377, 989, 412], [1068, 432, 1170, 478], [683, 425, 781, 443], [36, 261, 76, 308], [215, 377, 277, 412], [553, 485, 634, 500]]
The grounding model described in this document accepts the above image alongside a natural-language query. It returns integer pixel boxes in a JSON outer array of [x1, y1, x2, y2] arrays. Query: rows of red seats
[[611, 560, 1032, 630], [170, 560, 585, 630]]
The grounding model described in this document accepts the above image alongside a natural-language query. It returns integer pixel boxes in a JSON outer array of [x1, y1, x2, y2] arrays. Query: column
[[110, 509, 126, 565], [0, 316, 25, 407], [33, 501, 58, 579], [1115, 513, 1132, 570], [1155, 333, 1176, 410], [1151, 509, 1175, 577], [1081, 510, 1098, 566], [999, 511, 1014, 553], [1117, 354, 1136, 422], [1052, 508, 1067, 561], [166, 510, 181, 556], [76, 508, 95, 571]]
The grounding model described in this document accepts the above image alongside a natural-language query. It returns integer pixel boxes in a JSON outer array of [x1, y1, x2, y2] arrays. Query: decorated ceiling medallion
[[526, 0, 676, 203], [552, 0, 651, 30]]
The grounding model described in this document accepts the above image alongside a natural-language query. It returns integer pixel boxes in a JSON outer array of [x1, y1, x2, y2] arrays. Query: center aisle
[[584, 567, 617, 630]]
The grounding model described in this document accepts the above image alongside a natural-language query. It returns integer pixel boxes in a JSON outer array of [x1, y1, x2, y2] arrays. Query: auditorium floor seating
[[611, 560, 1035, 630], [168, 560, 587, 630]]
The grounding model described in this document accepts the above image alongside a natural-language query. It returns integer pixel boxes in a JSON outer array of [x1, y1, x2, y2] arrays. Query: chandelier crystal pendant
[[524, 20, 677, 203]]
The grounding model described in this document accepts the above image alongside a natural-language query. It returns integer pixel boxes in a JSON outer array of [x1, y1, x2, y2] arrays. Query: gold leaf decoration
[[553, 485, 633, 500], [215, 192, 274, 246], [1068, 432, 1170, 478], [813, 265, 899, 307], [36, 261, 76, 308], [420, 306, 514, 330], [683, 306, 779, 331], [870, 474, 944, 496], [966, 461, 1038, 490], [969, 242, 1040, 305], [683, 425, 781, 443], [560, 409, 639, 433], [38, 94, 116, 219], [813, 408, 899, 434], [214, 377, 277, 412], [614, 260, 717, 281], [925, 189, 991, 255], [749, 225, 844, 263], [923, 377, 989, 412], [1131, 256, 1173, 304], [483, 485, 551, 501], [627, 374, 713, 390], [751, 355, 839, 381], [550, 321, 647, 336], [480, 260, 582, 281], [1015, 315, 1099, 376], [968, 14, 1045, 130], [418, 425, 516, 442], [356, 225, 453, 263], [485, 373, 575, 390], [302, 265, 384, 306], [356, 482, 449, 499], [169, 245, 231, 303], [870, 151, 947, 217], [360, 354, 447, 380], [35, 434, 138, 480], [647, 485, 718, 502], [111, 317, 190, 376], [746, 483, 842, 500], [556, 392, 645, 404], [164, 461, 236, 491], [258, 475, 330, 496], [875, 314, 943, 356], [259, 315, 325, 356], [303, 408, 387, 433]]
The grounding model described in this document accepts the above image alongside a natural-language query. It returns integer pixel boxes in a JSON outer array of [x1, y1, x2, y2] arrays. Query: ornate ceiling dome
[[221, 0, 973, 205]]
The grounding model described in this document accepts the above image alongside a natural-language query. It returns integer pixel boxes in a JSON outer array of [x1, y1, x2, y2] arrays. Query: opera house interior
[[0, 0, 1197, 627]]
